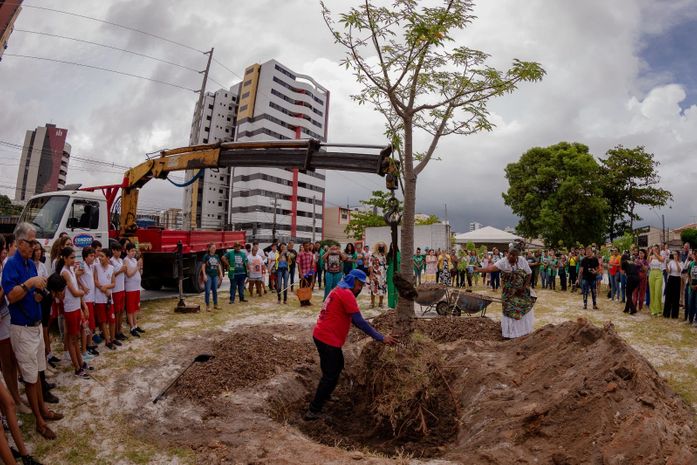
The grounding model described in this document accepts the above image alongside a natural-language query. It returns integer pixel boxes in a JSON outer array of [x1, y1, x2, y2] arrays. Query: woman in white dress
[[476, 241, 536, 339]]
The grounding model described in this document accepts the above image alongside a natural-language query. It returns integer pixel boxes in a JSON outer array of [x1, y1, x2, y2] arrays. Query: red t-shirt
[[313, 287, 360, 348]]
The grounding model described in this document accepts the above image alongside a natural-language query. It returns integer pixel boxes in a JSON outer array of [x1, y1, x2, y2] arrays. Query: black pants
[[569, 268, 578, 291], [289, 264, 296, 288], [624, 277, 638, 314], [663, 275, 681, 319], [490, 271, 500, 290], [531, 269, 539, 288], [309, 337, 344, 413], [559, 270, 567, 291]]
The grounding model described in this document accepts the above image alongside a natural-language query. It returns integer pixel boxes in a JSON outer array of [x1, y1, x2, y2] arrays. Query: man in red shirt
[[305, 269, 397, 420]]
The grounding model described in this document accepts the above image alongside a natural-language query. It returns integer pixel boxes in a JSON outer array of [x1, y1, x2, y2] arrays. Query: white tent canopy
[[454, 226, 522, 244]]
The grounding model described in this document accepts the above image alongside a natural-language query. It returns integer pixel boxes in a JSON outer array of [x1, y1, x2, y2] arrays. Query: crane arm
[[119, 139, 393, 237]]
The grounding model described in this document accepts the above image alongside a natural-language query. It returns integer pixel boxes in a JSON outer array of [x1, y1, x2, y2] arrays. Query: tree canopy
[[503, 142, 609, 247], [0, 195, 22, 216], [323, 0, 544, 333], [415, 214, 441, 225], [681, 229, 697, 249], [344, 190, 403, 240], [599, 145, 672, 240]]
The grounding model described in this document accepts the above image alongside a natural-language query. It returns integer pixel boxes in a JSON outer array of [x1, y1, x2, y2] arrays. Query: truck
[[18, 139, 394, 293]]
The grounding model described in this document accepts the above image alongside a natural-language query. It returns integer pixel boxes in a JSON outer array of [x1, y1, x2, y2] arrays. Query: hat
[[338, 269, 368, 289]]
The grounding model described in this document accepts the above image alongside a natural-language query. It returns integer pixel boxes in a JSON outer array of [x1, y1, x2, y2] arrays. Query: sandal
[[44, 410, 64, 421], [35, 423, 56, 440]]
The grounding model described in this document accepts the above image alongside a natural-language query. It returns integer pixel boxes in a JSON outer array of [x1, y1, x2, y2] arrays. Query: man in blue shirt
[[1, 223, 63, 440]]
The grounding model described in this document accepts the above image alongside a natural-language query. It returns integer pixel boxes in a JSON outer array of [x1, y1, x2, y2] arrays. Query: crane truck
[[18, 139, 394, 293]]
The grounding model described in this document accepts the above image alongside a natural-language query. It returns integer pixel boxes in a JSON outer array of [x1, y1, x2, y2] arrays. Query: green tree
[[0, 195, 22, 215], [599, 145, 672, 240], [612, 232, 635, 254], [465, 240, 476, 251], [415, 214, 440, 225], [344, 190, 403, 240], [681, 229, 697, 249], [323, 0, 544, 333], [503, 142, 608, 247]]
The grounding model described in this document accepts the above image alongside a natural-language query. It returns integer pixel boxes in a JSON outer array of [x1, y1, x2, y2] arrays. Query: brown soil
[[145, 318, 697, 464], [172, 328, 315, 402]]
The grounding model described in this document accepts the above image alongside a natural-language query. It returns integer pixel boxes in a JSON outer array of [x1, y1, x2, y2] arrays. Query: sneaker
[[75, 368, 90, 379], [135, 327, 145, 333], [116, 332, 129, 341], [81, 362, 94, 371], [48, 355, 61, 364], [88, 347, 100, 356], [44, 381, 56, 390], [43, 390, 59, 404], [593, 305, 599, 310], [112, 339, 122, 347], [82, 352, 95, 362], [106, 342, 116, 350], [21, 455, 44, 465], [48, 359, 58, 369], [130, 329, 141, 338], [303, 410, 324, 421], [240, 299, 248, 303]]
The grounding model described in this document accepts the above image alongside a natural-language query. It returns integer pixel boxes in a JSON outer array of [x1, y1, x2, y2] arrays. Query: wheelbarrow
[[447, 289, 502, 317], [415, 283, 452, 316]]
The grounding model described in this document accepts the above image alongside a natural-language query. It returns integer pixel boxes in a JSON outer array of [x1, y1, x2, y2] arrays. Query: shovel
[[152, 353, 214, 404]]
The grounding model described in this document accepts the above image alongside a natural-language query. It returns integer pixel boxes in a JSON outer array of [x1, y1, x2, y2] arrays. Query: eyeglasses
[[69, 256, 76, 259]]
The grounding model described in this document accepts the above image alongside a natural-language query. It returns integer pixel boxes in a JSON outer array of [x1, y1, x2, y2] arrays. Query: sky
[[1, 0, 696, 233]]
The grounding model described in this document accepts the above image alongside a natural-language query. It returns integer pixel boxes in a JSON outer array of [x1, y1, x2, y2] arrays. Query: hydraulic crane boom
[[104, 139, 394, 238]]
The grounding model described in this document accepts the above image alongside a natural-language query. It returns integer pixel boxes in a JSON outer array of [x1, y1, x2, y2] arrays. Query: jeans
[[531, 268, 539, 288], [610, 273, 619, 301], [276, 268, 289, 302], [490, 271, 500, 290], [620, 273, 627, 302], [205, 275, 218, 306], [309, 337, 344, 413], [540, 270, 548, 289], [687, 288, 697, 324], [414, 269, 422, 286], [324, 271, 343, 299], [229, 274, 246, 302], [581, 279, 597, 307]]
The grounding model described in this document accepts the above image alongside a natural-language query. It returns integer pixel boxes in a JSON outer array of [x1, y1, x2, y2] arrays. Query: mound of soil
[[173, 330, 314, 402], [351, 310, 503, 343]]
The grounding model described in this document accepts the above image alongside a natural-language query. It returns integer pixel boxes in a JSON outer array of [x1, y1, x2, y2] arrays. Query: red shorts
[[95, 303, 115, 324], [112, 291, 125, 314], [50, 299, 64, 320], [85, 302, 96, 332], [64, 310, 82, 336], [125, 291, 140, 314]]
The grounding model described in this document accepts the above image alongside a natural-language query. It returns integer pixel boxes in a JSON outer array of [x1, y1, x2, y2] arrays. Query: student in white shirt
[[57, 247, 89, 378], [94, 248, 117, 350], [124, 243, 144, 338], [109, 242, 128, 342]]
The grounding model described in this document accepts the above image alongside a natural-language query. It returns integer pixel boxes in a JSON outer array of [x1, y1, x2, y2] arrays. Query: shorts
[[64, 310, 82, 337], [112, 291, 125, 314], [94, 303, 115, 324], [125, 291, 140, 314], [0, 312, 10, 341], [85, 302, 96, 332], [10, 324, 46, 384]]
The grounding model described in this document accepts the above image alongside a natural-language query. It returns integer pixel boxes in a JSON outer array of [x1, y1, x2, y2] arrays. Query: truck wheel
[[141, 278, 163, 291], [190, 261, 206, 294]]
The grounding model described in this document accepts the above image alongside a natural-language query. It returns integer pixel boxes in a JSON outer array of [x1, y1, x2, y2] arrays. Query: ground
[[13, 281, 697, 464]]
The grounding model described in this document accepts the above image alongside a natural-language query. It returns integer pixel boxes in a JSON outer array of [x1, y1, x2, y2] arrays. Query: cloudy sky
[[1, 0, 696, 233]]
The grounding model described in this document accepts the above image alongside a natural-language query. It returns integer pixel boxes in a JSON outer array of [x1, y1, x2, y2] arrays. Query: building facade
[[469, 222, 483, 232], [15, 124, 71, 202], [184, 59, 330, 244], [323, 206, 353, 246], [0, 0, 22, 62], [160, 208, 183, 229]]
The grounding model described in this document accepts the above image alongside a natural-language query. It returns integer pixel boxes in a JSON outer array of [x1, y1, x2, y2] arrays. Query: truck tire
[[141, 278, 163, 291], [190, 260, 206, 294]]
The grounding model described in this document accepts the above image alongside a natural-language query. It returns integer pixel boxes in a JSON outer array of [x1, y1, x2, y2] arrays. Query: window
[[67, 199, 100, 230], [208, 104, 213, 110], [241, 91, 250, 99], [239, 104, 248, 112], [206, 115, 211, 121], [203, 138, 209, 143], [18, 195, 69, 239], [243, 79, 252, 87], [245, 67, 254, 75]]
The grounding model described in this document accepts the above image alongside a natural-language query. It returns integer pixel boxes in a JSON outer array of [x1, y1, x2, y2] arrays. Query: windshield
[[19, 195, 70, 239]]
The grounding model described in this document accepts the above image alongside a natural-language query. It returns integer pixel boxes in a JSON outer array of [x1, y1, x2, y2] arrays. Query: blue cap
[[337, 269, 368, 289]]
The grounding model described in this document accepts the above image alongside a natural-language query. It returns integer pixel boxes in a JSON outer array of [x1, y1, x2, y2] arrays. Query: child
[[124, 243, 144, 337], [110, 242, 128, 341], [79, 247, 99, 357], [58, 247, 90, 379], [94, 248, 117, 350]]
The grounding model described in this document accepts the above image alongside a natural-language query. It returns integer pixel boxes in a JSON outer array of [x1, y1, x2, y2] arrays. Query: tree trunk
[[395, 123, 416, 336]]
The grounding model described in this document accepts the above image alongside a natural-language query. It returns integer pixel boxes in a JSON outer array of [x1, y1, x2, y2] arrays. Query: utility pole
[[662, 214, 666, 244], [444, 203, 449, 225], [186, 47, 214, 231], [312, 195, 317, 243], [272, 193, 278, 242]]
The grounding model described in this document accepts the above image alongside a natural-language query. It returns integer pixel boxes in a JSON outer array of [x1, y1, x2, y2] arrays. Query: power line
[[13, 29, 202, 73], [14, 3, 205, 54], [0, 140, 132, 170], [212, 57, 243, 81], [4, 54, 198, 92]]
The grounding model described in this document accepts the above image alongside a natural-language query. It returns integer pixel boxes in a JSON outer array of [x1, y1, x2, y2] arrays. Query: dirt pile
[[173, 329, 314, 402], [352, 310, 503, 343]]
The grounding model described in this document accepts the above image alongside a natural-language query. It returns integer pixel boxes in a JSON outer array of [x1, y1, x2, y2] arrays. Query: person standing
[[1, 223, 63, 440], [304, 270, 397, 420], [490, 247, 501, 290], [568, 249, 578, 292], [58, 247, 90, 378], [315, 242, 324, 290], [663, 251, 683, 319], [124, 243, 144, 337], [634, 249, 649, 312], [247, 244, 266, 298], [648, 245, 665, 316], [609, 248, 621, 302], [323, 245, 345, 300], [369, 243, 388, 308], [685, 251, 697, 324], [386, 243, 400, 309], [276, 244, 290, 304], [201, 243, 223, 311], [578, 246, 599, 310], [342, 243, 357, 276], [287, 242, 298, 291], [621, 253, 639, 315], [297, 242, 316, 306], [528, 250, 541, 289], [413, 248, 424, 286], [222, 243, 248, 304], [439, 251, 452, 287], [267, 243, 278, 293], [424, 249, 437, 283], [475, 242, 535, 339], [559, 254, 568, 291]]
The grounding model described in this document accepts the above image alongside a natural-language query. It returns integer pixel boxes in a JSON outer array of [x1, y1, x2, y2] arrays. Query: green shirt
[[413, 254, 425, 271], [202, 254, 221, 277], [225, 250, 248, 277]]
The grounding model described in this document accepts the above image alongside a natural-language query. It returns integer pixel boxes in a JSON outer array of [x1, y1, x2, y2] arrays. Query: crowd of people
[[198, 239, 401, 310], [0, 222, 145, 460]]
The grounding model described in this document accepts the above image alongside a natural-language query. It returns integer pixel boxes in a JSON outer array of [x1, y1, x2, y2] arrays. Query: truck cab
[[18, 190, 109, 258]]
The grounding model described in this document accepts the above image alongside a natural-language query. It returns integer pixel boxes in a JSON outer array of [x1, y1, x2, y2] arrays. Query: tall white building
[[184, 59, 330, 243]]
